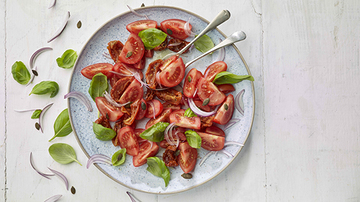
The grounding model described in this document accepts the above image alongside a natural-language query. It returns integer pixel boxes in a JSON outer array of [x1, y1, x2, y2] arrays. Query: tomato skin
[[95, 97, 123, 122], [157, 55, 185, 87], [118, 79, 144, 104], [205, 125, 225, 137], [197, 132, 225, 151], [162, 102, 181, 110], [145, 108, 172, 129], [197, 77, 226, 106], [145, 99, 163, 118], [169, 109, 201, 130], [183, 68, 203, 98], [154, 88, 182, 105], [204, 61, 227, 82], [178, 142, 197, 173], [144, 49, 154, 58], [133, 141, 159, 167], [118, 126, 140, 156], [160, 19, 192, 40], [159, 127, 186, 148], [194, 100, 211, 112], [214, 94, 235, 125], [133, 56, 146, 70], [217, 84, 235, 94], [126, 20, 158, 34], [81, 63, 114, 79], [107, 40, 124, 63], [118, 33, 145, 64], [135, 99, 147, 120]]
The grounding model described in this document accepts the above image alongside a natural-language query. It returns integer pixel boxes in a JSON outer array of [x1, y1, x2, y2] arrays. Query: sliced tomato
[[204, 61, 227, 82], [144, 49, 154, 58], [81, 63, 113, 79], [145, 108, 172, 129], [197, 132, 225, 151], [217, 84, 235, 94], [126, 20, 158, 34], [169, 109, 201, 130], [197, 77, 226, 106], [135, 99, 147, 120], [133, 141, 159, 167], [178, 142, 197, 173], [145, 99, 163, 118], [134, 128, 145, 142], [183, 68, 203, 98], [194, 99, 211, 112], [145, 59, 163, 89], [157, 55, 185, 87], [95, 97, 123, 122], [162, 102, 181, 110], [160, 19, 192, 40], [118, 79, 144, 104], [167, 38, 189, 53], [123, 99, 141, 126], [118, 33, 145, 64], [205, 125, 225, 137], [154, 88, 182, 105], [107, 40, 124, 63], [133, 56, 146, 70], [110, 76, 134, 102], [214, 94, 234, 125], [118, 126, 139, 156]]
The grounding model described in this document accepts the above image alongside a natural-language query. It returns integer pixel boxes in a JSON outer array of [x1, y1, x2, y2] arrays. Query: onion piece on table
[[27, 47, 53, 86], [48, 0, 56, 9], [86, 154, 112, 169], [126, 191, 138, 202], [48, 167, 69, 190], [64, 91, 93, 112], [127, 5, 149, 20], [48, 11, 70, 43], [29, 152, 55, 179], [38, 103, 54, 133], [44, 194, 62, 202]]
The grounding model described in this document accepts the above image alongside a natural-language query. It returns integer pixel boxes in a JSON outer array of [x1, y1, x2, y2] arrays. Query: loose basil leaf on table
[[212, 71, 254, 85], [88, 73, 108, 101], [194, 34, 214, 53], [29, 81, 59, 98], [49, 143, 82, 165], [184, 130, 202, 149], [31, 109, 42, 119], [146, 157, 170, 187], [139, 122, 169, 142], [56, 49, 78, 69], [11, 61, 31, 85], [111, 148, 127, 166], [49, 108, 72, 141], [93, 122, 116, 141], [138, 28, 167, 49], [184, 108, 197, 118]]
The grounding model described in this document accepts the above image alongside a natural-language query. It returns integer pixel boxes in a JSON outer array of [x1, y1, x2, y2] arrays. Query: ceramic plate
[[68, 6, 255, 194]]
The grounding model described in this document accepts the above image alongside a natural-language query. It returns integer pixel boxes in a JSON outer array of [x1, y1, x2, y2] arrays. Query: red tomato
[[197, 77, 226, 106], [162, 102, 181, 110], [169, 109, 201, 130], [133, 141, 159, 167], [145, 108, 172, 129], [118, 79, 144, 104], [159, 127, 187, 148], [194, 100, 211, 112], [81, 63, 113, 79], [214, 94, 234, 125], [113, 62, 143, 78], [135, 99, 147, 120], [118, 33, 145, 64], [145, 99, 163, 119], [178, 142, 197, 173], [183, 68, 203, 98], [160, 19, 192, 40], [157, 55, 185, 87], [205, 125, 225, 137], [133, 56, 146, 70], [118, 126, 140, 156], [204, 61, 227, 82], [217, 84, 235, 94], [197, 132, 225, 151], [126, 20, 158, 34], [95, 97, 123, 122], [144, 49, 154, 58]]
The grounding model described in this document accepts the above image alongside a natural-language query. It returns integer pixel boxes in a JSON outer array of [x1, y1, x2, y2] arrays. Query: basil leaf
[[88, 73, 108, 101], [31, 109, 42, 119], [146, 157, 170, 187], [93, 122, 116, 141], [56, 49, 78, 69], [49, 143, 82, 165], [194, 35, 214, 53], [212, 71, 254, 85], [140, 122, 169, 142], [185, 130, 202, 148], [11, 61, 31, 85], [111, 148, 127, 166], [29, 81, 59, 98], [49, 108, 72, 141], [184, 108, 197, 118], [138, 28, 167, 49]]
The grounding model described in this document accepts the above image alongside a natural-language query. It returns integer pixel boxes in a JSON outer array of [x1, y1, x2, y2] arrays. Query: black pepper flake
[[71, 186, 76, 194], [77, 21, 82, 29]]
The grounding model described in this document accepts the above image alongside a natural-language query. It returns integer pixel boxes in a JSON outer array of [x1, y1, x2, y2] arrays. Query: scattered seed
[[141, 3, 145, 7], [77, 21, 82, 29], [141, 102, 147, 110], [126, 51, 133, 58], [117, 153, 123, 162], [187, 76, 191, 83], [32, 70, 38, 76], [35, 122, 40, 130], [106, 113, 109, 120], [167, 28, 173, 35], [181, 173, 193, 179], [71, 186, 76, 194], [202, 98, 210, 106], [174, 150, 180, 156], [224, 103, 228, 110]]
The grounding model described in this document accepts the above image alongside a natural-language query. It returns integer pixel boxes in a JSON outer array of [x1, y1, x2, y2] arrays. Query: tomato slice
[[167, 38, 189, 53], [213, 94, 234, 125], [204, 61, 227, 82], [157, 55, 185, 87], [159, 127, 187, 148], [178, 142, 197, 173], [95, 97, 123, 122], [107, 40, 124, 63], [133, 141, 159, 167], [145, 108, 172, 129], [81, 63, 113, 79], [123, 99, 141, 126], [118, 126, 139, 156], [217, 84, 235, 94], [194, 99, 211, 112], [169, 109, 201, 130], [160, 19, 192, 40], [145, 99, 163, 118], [197, 132, 225, 151], [154, 88, 182, 105], [133, 56, 146, 70], [205, 125, 225, 137], [145, 59, 163, 89], [162, 102, 181, 110], [110, 76, 134, 102], [135, 99, 147, 120], [118, 79, 144, 104], [126, 20, 158, 34], [144, 49, 154, 58], [183, 68, 203, 98], [197, 77, 226, 106], [118, 33, 145, 64]]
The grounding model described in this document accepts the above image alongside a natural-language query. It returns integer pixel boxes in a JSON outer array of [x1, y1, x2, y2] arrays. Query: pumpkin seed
[[35, 122, 40, 130], [32, 70, 38, 76], [71, 186, 76, 194], [141, 101, 147, 110], [167, 28, 173, 35], [181, 173, 193, 179], [141, 3, 145, 7], [224, 103, 228, 110], [188, 76, 192, 83], [202, 98, 210, 106], [77, 21, 82, 29], [126, 51, 133, 58]]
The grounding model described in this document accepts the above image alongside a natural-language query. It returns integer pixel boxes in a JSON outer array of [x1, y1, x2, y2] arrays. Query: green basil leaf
[[11, 61, 31, 85], [29, 81, 59, 98], [140, 122, 169, 142], [93, 122, 116, 141], [194, 35, 214, 53], [138, 28, 167, 49], [185, 130, 202, 148], [111, 148, 127, 166], [49, 108, 72, 141], [48, 143, 82, 165], [31, 109, 42, 119], [56, 49, 78, 69], [146, 157, 170, 187], [88, 73, 108, 101], [212, 71, 254, 85], [184, 108, 197, 118]]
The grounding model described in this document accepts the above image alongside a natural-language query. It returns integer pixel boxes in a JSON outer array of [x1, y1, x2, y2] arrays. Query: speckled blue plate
[[68, 6, 255, 194]]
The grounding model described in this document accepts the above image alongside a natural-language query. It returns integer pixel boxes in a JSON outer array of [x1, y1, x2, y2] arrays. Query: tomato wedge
[[183, 68, 203, 98], [110, 76, 134, 102], [107, 40, 124, 63], [118, 79, 144, 104], [154, 88, 182, 105], [144, 49, 154, 58], [133, 141, 159, 167], [169, 109, 201, 130], [217, 84, 235, 94], [145, 108, 172, 129], [157, 55, 185, 87], [145, 99, 163, 118], [213, 94, 234, 125], [197, 77, 226, 106], [118, 33, 145, 64], [95, 97, 123, 122], [133, 56, 146, 70], [135, 99, 147, 120], [197, 132, 225, 151], [81, 63, 113, 79], [118, 126, 139, 156], [160, 19, 192, 40], [126, 20, 158, 34], [204, 61, 227, 82], [205, 125, 225, 137], [178, 142, 197, 173]]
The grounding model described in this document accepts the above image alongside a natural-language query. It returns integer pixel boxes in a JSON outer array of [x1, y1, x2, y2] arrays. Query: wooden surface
[[1, 0, 359, 201]]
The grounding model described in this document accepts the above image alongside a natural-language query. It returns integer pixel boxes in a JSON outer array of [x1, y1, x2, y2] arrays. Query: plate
[[68, 6, 255, 194]]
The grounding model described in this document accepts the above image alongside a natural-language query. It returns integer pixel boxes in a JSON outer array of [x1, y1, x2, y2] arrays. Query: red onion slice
[[167, 42, 182, 47], [212, 39, 226, 63], [148, 101, 156, 119], [48, 167, 69, 190], [148, 140, 154, 150], [235, 89, 245, 115], [86, 154, 112, 169], [48, 0, 56, 9], [126, 191, 137, 202], [39, 103, 54, 133], [30, 152, 55, 179], [184, 18, 196, 37], [127, 5, 149, 20], [44, 194, 62, 202], [174, 130, 180, 148], [103, 91, 129, 108], [224, 118, 240, 130], [224, 141, 244, 147], [219, 150, 233, 158], [48, 11, 70, 43], [188, 98, 219, 117], [103, 52, 113, 60], [164, 123, 176, 146], [199, 151, 215, 166], [64, 91, 93, 112]]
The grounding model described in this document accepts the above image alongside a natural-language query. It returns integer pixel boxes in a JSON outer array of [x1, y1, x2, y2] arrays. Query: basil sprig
[[138, 28, 167, 49], [146, 157, 170, 187], [29, 81, 59, 98], [185, 130, 202, 148], [49, 143, 82, 165], [11, 61, 31, 85], [93, 122, 116, 141], [212, 71, 254, 85], [49, 108, 72, 141], [56, 49, 78, 69], [88, 73, 108, 101], [140, 122, 169, 142]]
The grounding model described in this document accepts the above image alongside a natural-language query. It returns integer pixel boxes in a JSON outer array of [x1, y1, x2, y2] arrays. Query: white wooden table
[[1, 0, 359, 201]]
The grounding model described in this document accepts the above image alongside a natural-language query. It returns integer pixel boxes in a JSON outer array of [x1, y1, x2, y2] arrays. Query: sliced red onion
[[148, 101, 156, 119], [64, 91, 93, 112], [102, 52, 113, 60], [48, 0, 56, 9], [192, 88, 198, 98], [174, 130, 180, 148], [14, 107, 40, 113], [235, 89, 245, 115], [26, 66, 37, 86], [181, 96, 189, 109], [103, 91, 129, 108], [224, 141, 244, 147], [39, 103, 54, 133], [86, 154, 112, 169], [133, 72, 150, 88], [149, 140, 154, 150], [126, 191, 137, 202], [224, 118, 240, 130], [164, 123, 176, 146], [26, 47, 53, 86], [167, 42, 182, 47], [44, 194, 62, 202], [30, 152, 55, 179], [48, 11, 70, 43], [127, 5, 149, 20], [219, 150, 233, 158], [155, 72, 163, 89], [184, 18, 196, 37], [109, 71, 132, 77], [199, 151, 215, 166], [48, 167, 69, 190], [188, 98, 219, 117]]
